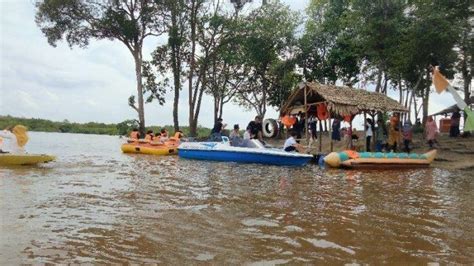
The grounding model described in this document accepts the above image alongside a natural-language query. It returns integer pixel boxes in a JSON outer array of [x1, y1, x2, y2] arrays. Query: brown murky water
[[1, 132, 473, 264]]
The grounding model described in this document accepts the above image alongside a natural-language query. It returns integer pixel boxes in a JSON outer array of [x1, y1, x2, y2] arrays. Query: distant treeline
[[0, 115, 211, 137]]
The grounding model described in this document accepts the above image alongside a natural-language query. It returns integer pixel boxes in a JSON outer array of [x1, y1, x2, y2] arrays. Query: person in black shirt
[[210, 118, 226, 141], [246, 115, 263, 142]]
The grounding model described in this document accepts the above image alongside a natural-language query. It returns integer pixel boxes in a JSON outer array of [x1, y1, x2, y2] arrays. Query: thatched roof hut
[[280, 82, 408, 116]]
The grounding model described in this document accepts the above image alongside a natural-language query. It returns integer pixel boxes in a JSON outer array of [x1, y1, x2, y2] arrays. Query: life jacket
[[343, 114, 352, 123], [144, 134, 153, 141], [317, 103, 329, 120], [281, 115, 296, 128], [130, 131, 139, 139]]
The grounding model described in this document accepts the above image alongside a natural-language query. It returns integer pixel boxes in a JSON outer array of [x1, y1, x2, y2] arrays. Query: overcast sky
[[0, 0, 456, 128]]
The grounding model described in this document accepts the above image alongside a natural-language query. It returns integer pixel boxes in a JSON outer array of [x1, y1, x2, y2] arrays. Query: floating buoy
[[263, 118, 279, 138]]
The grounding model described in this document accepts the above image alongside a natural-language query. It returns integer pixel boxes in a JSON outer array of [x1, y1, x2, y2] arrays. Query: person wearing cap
[[210, 117, 226, 141], [246, 115, 263, 142]]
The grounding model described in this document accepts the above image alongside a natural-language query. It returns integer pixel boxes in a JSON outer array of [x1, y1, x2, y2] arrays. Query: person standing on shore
[[375, 119, 387, 152], [425, 116, 438, 149], [387, 113, 401, 152], [402, 120, 413, 153]]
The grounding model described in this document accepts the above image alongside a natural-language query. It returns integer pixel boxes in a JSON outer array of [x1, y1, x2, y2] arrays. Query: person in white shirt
[[283, 130, 305, 153], [365, 118, 374, 152], [0, 125, 29, 154]]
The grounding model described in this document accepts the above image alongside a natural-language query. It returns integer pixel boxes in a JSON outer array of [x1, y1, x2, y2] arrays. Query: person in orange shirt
[[129, 128, 140, 140], [144, 130, 154, 141], [387, 113, 401, 152]]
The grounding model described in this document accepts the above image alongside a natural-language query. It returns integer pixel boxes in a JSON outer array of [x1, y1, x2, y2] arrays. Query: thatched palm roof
[[280, 82, 408, 116]]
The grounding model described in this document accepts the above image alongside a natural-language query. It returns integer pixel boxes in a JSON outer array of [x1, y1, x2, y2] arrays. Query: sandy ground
[[266, 133, 474, 171]]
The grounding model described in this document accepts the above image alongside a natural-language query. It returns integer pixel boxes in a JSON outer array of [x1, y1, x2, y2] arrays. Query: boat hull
[[121, 143, 178, 155], [178, 141, 312, 166], [0, 154, 55, 165], [324, 150, 437, 169]]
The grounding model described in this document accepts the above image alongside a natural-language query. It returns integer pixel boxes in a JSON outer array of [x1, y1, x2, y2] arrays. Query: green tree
[[35, 0, 167, 135], [297, 0, 360, 85], [149, 0, 189, 131], [234, 1, 299, 117]]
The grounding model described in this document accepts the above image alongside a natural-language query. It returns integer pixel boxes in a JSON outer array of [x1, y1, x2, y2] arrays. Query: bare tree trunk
[[219, 96, 224, 119], [133, 50, 145, 136], [170, 4, 181, 132], [213, 95, 219, 124], [421, 69, 431, 125], [375, 67, 383, 93], [460, 45, 472, 104], [188, 0, 197, 137]]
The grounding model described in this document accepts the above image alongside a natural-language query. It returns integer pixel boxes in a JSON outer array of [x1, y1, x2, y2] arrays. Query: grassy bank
[[0, 115, 211, 137]]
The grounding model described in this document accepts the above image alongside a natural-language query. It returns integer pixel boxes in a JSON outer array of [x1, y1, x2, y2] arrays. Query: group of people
[[357, 114, 439, 153], [323, 113, 440, 153], [128, 128, 184, 144], [0, 125, 29, 154], [209, 115, 265, 144], [209, 115, 308, 153]]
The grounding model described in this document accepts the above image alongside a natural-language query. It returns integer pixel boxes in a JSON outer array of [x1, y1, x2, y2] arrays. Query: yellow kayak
[[0, 154, 56, 165]]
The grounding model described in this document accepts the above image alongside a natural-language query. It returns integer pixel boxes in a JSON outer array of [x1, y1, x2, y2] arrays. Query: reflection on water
[[1, 132, 473, 264]]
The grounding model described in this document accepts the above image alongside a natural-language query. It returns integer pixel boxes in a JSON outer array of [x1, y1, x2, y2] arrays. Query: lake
[[1, 132, 473, 264]]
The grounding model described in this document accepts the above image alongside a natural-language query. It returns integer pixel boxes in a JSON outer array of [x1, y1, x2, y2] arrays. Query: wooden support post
[[329, 111, 333, 152], [319, 119, 323, 152], [364, 111, 367, 151], [304, 85, 309, 145]]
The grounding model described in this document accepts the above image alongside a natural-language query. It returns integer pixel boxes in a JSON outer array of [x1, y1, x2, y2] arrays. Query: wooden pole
[[329, 111, 333, 152], [304, 85, 309, 144], [319, 119, 323, 152], [364, 111, 367, 151]]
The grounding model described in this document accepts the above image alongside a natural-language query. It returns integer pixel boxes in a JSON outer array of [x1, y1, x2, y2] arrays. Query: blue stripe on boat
[[178, 149, 312, 166]]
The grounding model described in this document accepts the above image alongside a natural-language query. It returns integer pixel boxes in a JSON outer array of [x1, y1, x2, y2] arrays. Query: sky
[[0, 0, 457, 129]]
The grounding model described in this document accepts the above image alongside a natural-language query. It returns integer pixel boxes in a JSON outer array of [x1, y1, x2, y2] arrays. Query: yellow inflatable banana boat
[[324, 150, 437, 169], [0, 153, 56, 165], [121, 139, 179, 156]]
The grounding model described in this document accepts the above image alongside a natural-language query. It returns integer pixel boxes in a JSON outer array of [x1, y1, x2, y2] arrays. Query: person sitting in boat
[[0, 125, 29, 154], [144, 130, 154, 141], [402, 120, 413, 153], [210, 118, 226, 141], [283, 130, 305, 153], [247, 115, 263, 142], [229, 124, 244, 146], [160, 129, 169, 141], [129, 128, 140, 140]]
